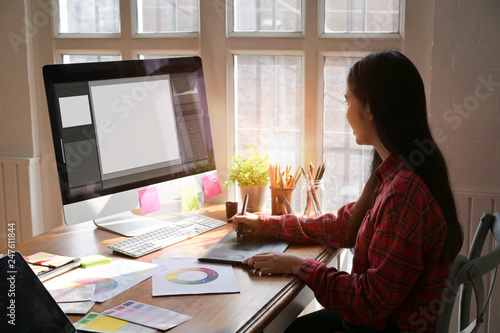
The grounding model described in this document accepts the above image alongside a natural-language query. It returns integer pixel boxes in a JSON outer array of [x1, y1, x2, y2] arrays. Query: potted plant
[[225, 144, 270, 212]]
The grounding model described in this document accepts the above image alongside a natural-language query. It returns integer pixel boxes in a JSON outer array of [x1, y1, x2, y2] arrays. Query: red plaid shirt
[[258, 155, 451, 332]]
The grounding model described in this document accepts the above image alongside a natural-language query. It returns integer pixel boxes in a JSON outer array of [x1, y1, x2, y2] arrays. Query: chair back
[[436, 212, 500, 333]]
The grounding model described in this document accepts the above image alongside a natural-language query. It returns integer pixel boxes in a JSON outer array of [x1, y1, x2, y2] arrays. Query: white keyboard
[[107, 215, 226, 258]]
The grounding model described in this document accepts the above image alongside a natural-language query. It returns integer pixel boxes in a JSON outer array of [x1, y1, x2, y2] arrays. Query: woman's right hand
[[231, 212, 260, 236]]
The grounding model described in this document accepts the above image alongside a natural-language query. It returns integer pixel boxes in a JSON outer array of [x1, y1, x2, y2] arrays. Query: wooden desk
[[5, 204, 338, 332]]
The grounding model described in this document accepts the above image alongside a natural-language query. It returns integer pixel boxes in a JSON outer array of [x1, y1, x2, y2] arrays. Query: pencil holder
[[270, 187, 295, 215], [301, 179, 325, 217]]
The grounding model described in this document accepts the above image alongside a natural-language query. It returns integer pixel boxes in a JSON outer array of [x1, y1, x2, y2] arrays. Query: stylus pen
[[237, 193, 249, 239]]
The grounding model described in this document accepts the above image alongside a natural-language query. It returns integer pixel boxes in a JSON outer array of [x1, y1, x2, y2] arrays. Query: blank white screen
[[89, 75, 180, 177]]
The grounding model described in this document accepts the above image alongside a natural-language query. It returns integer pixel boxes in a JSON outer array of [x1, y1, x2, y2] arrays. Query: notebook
[[0, 251, 76, 332], [198, 229, 288, 264]]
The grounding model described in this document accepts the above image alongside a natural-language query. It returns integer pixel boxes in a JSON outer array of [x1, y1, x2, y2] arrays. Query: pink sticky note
[[202, 171, 222, 199], [139, 187, 161, 215]]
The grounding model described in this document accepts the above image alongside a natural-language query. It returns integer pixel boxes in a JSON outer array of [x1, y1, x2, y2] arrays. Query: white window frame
[[57, 49, 122, 64], [131, 0, 200, 38], [318, 0, 405, 39], [40, 0, 426, 207], [52, 0, 122, 38], [226, 0, 306, 37]]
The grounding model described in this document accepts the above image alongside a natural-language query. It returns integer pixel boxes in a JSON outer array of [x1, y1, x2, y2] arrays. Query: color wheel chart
[[45, 259, 167, 302], [152, 258, 239, 296], [166, 267, 218, 285]]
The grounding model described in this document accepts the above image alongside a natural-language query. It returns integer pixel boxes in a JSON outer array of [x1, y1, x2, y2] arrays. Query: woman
[[232, 50, 463, 333]]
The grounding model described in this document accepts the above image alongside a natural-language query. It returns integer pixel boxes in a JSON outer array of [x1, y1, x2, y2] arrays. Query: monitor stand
[[93, 211, 170, 237]]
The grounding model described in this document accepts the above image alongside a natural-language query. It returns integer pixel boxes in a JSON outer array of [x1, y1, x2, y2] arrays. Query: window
[[134, 0, 199, 36], [49, 0, 405, 210], [62, 54, 121, 64], [323, 56, 372, 212], [228, 0, 303, 36], [234, 55, 302, 164], [55, 0, 120, 37], [324, 0, 400, 33]]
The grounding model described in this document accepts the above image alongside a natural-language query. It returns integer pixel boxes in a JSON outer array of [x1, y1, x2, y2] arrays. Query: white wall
[[1, 1, 62, 241], [0, 1, 35, 157], [430, 0, 500, 194], [430, 1, 500, 331]]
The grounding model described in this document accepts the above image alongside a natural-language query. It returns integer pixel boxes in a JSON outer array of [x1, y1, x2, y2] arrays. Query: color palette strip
[[101, 300, 192, 331], [25, 252, 76, 267], [74, 312, 155, 333]]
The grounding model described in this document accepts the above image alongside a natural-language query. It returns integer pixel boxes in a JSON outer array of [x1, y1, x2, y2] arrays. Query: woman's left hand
[[243, 252, 304, 275]]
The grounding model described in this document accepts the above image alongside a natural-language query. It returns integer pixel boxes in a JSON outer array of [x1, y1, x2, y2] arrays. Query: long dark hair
[[345, 50, 463, 261]]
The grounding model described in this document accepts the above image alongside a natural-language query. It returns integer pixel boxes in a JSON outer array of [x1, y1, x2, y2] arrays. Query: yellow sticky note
[[181, 187, 199, 212], [80, 254, 112, 268], [84, 315, 126, 331]]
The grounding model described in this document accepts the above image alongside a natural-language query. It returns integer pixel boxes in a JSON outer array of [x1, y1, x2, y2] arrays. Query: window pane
[[233, 0, 302, 32], [324, 0, 400, 33], [234, 55, 302, 207], [139, 55, 179, 59], [57, 0, 120, 34], [323, 56, 372, 212], [136, 0, 199, 33], [62, 55, 122, 64]]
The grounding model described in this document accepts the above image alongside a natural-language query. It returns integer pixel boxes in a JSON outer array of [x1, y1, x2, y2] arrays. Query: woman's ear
[[364, 102, 374, 122]]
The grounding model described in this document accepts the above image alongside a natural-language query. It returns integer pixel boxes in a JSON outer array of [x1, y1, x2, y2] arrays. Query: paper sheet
[[74, 313, 155, 333], [45, 259, 166, 302], [102, 300, 191, 330], [58, 301, 95, 315], [152, 257, 239, 296], [49, 285, 95, 302]]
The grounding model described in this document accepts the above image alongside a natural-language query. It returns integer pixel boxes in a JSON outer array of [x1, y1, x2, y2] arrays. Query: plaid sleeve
[[257, 201, 356, 248]]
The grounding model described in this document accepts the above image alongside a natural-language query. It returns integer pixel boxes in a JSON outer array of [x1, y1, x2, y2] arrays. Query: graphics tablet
[[198, 230, 289, 264]]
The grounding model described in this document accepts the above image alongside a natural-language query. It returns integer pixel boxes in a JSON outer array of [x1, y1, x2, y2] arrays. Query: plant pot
[[240, 186, 267, 212]]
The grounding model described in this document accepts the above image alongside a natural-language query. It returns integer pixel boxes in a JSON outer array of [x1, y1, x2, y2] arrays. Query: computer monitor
[[43, 56, 216, 236]]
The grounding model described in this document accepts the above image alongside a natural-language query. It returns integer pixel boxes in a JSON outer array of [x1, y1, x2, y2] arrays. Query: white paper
[[58, 95, 92, 128], [152, 257, 240, 296], [58, 301, 95, 315], [49, 284, 95, 302], [101, 300, 191, 331], [44, 259, 167, 302]]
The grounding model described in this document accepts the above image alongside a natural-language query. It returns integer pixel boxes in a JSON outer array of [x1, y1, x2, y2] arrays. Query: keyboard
[[107, 215, 226, 258]]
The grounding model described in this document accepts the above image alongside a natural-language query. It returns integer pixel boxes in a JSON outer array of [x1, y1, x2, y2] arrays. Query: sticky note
[[80, 254, 112, 268], [202, 171, 222, 199], [181, 187, 199, 212], [139, 186, 161, 215]]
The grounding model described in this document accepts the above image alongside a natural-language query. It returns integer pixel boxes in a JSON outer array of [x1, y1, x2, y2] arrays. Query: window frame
[[318, 0, 405, 39], [131, 0, 200, 38], [52, 0, 122, 38], [226, 0, 306, 38], [57, 50, 123, 64], [46, 0, 410, 204]]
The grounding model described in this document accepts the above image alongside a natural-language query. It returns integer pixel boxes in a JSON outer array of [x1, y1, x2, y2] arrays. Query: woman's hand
[[231, 212, 260, 236], [244, 252, 304, 275]]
